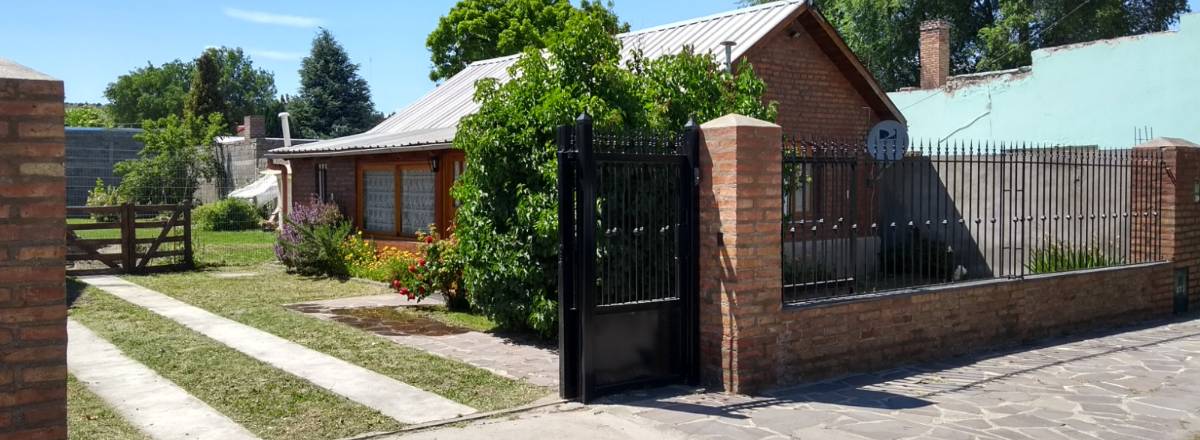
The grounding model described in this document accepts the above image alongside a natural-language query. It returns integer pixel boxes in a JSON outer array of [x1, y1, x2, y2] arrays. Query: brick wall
[[742, 24, 883, 138], [290, 157, 356, 220], [0, 61, 68, 440], [698, 115, 1197, 393]]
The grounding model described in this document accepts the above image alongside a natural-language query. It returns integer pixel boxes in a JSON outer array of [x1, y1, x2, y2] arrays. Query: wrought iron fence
[[781, 137, 1165, 305]]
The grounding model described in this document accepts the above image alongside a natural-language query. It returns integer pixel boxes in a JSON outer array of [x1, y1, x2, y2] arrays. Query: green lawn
[[68, 374, 150, 440], [68, 280, 402, 440], [124, 266, 550, 411]]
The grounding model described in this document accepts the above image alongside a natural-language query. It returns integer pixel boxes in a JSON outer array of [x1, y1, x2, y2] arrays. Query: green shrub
[[85, 178, 124, 222], [1026, 244, 1119, 274], [452, 11, 777, 338], [279, 220, 353, 278], [193, 198, 261, 231]]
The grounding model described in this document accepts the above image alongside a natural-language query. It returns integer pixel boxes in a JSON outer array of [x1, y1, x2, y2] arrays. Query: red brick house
[[267, 0, 904, 248]]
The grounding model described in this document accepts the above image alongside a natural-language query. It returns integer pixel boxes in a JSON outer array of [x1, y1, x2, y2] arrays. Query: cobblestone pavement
[[289, 295, 559, 388], [609, 318, 1200, 440]]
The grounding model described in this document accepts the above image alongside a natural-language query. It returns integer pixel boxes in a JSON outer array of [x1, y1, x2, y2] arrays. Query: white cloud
[[223, 7, 322, 28], [249, 49, 306, 61]]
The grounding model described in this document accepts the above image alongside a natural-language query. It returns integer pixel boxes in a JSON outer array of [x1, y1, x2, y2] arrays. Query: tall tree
[[740, 0, 1189, 90], [104, 48, 279, 131], [288, 29, 382, 139], [185, 49, 227, 121], [426, 0, 628, 82]]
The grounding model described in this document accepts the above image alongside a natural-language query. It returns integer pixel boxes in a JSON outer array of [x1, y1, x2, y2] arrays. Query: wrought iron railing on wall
[[781, 137, 1165, 305]]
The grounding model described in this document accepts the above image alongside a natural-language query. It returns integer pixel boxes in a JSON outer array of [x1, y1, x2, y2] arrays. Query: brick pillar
[[1140, 139, 1200, 310], [697, 114, 783, 393], [0, 60, 68, 440]]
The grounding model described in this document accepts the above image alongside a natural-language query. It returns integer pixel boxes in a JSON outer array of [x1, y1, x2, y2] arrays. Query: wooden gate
[[66, 203, 194, 276]]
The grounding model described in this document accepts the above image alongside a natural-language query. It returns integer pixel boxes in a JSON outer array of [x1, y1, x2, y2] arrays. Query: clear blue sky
[[0, 0, 746, 113], [3, 0, 1196, 113]]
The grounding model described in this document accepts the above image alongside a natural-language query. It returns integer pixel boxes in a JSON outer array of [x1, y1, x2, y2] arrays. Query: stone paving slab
[[289, 296, 559, 387], [67, 319, 260, 440], [400, 318, 1200, 439], [78, 275, 476, 424], [608, 318, 1200, 439]]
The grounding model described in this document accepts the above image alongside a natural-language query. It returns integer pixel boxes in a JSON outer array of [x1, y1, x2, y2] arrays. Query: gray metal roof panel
[[270, 0, 805, 156]]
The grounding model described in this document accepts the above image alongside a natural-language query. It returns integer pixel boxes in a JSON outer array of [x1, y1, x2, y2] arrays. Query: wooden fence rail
[[66, 203, 193, 276]]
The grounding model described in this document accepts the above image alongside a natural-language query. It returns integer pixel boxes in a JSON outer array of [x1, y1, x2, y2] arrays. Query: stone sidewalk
[[396, 317, 1200, 439]]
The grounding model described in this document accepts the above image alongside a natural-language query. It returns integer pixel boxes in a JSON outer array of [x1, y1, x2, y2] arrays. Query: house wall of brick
[[742, 22, 884, 139], [290, 156, 357, 221], [0, 62, 68, 440], [698, 114, 1196, 394]]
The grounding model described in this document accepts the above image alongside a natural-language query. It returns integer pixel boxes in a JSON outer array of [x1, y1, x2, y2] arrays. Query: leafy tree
[[104, 48, 279, 131], [288, 29, 382, 139], [739, 0, 1189, 90], [115, 113, 225, 205], [426, 0, 628, 82], [185, 49, 228, 121], [452, 10, 776, 337], [104, 60, 192, 124], [65, 106, 114, 128]]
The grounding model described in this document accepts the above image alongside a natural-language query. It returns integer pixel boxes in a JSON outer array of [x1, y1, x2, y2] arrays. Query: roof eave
[[265, 142, 456, 160]]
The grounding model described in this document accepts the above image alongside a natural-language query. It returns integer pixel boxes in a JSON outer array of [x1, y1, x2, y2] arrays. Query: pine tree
[[288, 29, 381, 139], [185, 49, 227, 121]]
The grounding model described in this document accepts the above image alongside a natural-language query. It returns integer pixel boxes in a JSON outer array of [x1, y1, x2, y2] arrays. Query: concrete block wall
[[0, 60, 68, 440], [698, 114, 1198, 394], [64, 128, 142, 208]]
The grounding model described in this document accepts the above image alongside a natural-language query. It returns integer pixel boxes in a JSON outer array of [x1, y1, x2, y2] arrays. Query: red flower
[[417, 286, 426, 294], [407, 293, 415, 301], [408, 265, 417, 273], [399, 287, 410, 296], [425, 236, 434, 244], [418, 258, 426, 267], [391, 279, 401, 290]]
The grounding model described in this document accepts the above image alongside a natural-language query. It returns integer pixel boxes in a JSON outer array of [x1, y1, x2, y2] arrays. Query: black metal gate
[[557, 114, 700, 402]]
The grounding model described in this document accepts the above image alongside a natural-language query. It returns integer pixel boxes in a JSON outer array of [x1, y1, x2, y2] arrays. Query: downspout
[[269, 112, 295, 226]]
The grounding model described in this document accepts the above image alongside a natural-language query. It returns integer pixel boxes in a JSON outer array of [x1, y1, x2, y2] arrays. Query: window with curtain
[[401, 169, 435, 235], [362, 170, 395, 233], [359, 164, 439, 237]]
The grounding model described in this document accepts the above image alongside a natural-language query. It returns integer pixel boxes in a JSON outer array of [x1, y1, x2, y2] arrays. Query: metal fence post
[[681, 118, 700, 386], [574, 113, 596, 402], [555, 124, 579, 400]]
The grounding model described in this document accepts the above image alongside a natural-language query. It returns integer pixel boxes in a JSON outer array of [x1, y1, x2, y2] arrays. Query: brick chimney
[[242, 115, 266, 139], [919, 19, 951, 89]]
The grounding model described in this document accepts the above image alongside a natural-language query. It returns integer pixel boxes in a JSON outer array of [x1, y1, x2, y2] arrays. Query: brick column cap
[[1134, 137, 1200, 149], [700, 113, 780, 130]]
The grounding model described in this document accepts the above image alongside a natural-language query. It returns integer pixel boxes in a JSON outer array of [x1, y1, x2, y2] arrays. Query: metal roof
[[269, 0, 807, 157]]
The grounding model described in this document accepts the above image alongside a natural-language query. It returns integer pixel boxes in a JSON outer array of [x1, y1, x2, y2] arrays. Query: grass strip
[[67, 374, 150, 440], [126, 266, 549, 411], [68, 281, 402, 440]]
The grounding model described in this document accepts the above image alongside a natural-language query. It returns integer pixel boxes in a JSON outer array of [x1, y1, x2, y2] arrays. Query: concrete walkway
[[77, 275, 476, 424], [393, 317, 1200, 439], [67, 319, 260, 440], [290, 295, 559, 387]]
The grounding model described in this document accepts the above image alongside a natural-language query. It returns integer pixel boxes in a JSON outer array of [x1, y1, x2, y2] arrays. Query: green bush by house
[[194, 198, 262, 231]]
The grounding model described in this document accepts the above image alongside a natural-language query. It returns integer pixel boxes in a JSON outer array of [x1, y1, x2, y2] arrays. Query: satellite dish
[[867, 120, 908, 162]]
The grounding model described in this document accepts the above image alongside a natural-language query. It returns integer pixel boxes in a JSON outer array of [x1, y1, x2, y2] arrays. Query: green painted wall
[[888, 13, 1200, 148]]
